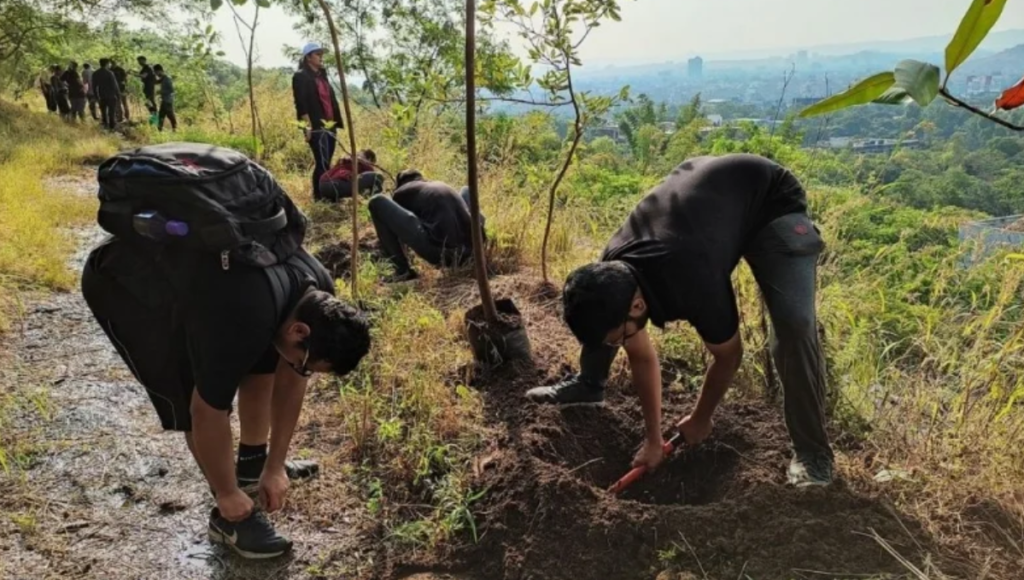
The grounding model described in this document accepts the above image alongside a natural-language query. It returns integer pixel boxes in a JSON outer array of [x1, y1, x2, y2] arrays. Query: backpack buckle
[[220, 250, 230, 271]]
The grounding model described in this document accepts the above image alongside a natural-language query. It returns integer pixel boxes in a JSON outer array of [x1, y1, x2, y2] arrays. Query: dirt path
[[0, 173, 370, 580]]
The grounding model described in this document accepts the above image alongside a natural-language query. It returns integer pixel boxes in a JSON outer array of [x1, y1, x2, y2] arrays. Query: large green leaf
[[256, 0, 271, 7], [210, 0, 223, 8], [945, 0, 1007, 77], [893, 59, 941, 106], [798, 72, 895, 118], [873, 87, 913, 105]]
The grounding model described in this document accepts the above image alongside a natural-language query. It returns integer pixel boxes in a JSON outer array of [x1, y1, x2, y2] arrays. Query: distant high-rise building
[[688, 56, 703, 80]]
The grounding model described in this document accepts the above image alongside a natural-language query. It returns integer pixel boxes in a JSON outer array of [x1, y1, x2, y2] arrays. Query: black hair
[[396, 169, 424, 188], [360, 149, 377, 164], [295, 292, 371, 376], [68, 61, 77, 69], [83, 63, 91, 69], [137, 55, 147, 63], [562, 261, 638, 345], [153, 64, 164, 73]]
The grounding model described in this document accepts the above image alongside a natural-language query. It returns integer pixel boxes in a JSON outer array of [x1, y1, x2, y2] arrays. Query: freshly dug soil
[[465, 298, 532, 367], [395, 277, 982, 580], [314, 236, 381, 278]]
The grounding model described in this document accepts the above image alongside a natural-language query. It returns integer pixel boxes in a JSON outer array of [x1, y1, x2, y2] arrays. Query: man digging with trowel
[[528, 153, 834, 487]]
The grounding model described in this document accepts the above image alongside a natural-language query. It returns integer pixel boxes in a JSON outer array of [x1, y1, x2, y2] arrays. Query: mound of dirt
[[314, 236, 381, 277], [392, 277, 979, 580]]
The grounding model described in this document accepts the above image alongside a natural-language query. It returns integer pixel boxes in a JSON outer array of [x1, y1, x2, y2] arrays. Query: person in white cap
[[292, 42, 344, 201]]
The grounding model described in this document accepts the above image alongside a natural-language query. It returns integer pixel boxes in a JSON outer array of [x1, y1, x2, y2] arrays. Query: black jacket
[[92, 68, 121, 101], [291, 67, 342, 132]]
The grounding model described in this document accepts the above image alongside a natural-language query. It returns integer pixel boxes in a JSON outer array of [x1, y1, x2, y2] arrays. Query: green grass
[[0, 100, 120, 332]]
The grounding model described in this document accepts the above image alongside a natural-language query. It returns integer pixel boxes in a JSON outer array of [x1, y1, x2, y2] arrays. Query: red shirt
[[321, 157, 375, 183], [315, 76, 335, 124]]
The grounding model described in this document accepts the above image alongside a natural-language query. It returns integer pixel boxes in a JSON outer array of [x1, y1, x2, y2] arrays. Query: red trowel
[[608, 432, 684, 495]]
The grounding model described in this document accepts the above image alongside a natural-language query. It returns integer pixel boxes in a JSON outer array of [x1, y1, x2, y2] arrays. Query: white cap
[[301, 42, 326, 58]]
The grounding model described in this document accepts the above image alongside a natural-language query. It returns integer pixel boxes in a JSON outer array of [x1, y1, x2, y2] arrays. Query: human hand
[[258, 466, 289, 513], [217, 487, 254, 522], [631, 437, 666, 472], [677, 414, 714, 446], [303, 128, 312, 142]]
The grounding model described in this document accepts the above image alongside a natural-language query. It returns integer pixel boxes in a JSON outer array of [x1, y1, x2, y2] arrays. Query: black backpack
[[96, 142, 306, 271]]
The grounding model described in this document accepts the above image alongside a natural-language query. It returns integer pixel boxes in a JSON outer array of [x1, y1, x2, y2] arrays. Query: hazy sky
[[205, 0, 1024, 69]]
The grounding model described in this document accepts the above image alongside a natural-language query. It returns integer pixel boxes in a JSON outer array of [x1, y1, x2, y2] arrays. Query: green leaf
[[798, 72, 895, 118], [205, 24, 213, 35], [216, 50, 226, 57], [873, 87, 913, 105], [210, 0, 223, 8], [256, 0, 271, 7], [893, 59, 941, 106], [945, 0, 1007, 78]]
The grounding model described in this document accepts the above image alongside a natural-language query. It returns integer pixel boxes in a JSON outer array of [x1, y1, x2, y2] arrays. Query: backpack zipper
[[221, 251, 230, 271]]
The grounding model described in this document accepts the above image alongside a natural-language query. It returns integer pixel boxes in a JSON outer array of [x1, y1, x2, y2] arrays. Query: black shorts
[[81, 238, 277, 432]]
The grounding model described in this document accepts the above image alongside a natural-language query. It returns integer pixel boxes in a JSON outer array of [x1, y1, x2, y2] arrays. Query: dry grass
[[2, 87, 1023, 576]]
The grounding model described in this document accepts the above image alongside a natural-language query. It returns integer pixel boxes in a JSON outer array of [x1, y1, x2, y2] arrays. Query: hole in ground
[[530, 405, 746, 506]]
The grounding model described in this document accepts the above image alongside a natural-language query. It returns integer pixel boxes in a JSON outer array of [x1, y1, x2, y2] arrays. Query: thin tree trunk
[[316, 0, 361, 300], [465, 0, 497, 323], [541, 52, 582, 284], [247, 4, 260, 157]]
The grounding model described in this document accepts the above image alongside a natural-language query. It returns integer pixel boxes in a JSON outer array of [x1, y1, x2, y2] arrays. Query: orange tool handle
[[608, 433, 683, 495]]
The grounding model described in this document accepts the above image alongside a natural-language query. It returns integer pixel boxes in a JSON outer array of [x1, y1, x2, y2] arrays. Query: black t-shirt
[[61, 70, 86, 98], [601, 154, 806, 345], [393, 180, 474, 250], [112, 66, 128, 91], [92, 68, 120, 100], [139, 64, 156, 95], [168, 250, 335, 411]]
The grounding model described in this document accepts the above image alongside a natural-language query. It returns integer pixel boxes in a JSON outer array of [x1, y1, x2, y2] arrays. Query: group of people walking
[[40, 55, 177, 132]]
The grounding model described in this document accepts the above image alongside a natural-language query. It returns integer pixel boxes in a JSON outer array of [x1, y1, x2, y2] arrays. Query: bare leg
[[238, 374, 274, 446]]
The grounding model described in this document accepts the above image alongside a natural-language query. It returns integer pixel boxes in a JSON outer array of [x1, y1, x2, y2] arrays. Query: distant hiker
[[82, 63, 99, 120], [82, 143, 372, 560], [138, 55, 158, 115], [92, 58, 121, 130], [61, 61, 87, 122], [368, 169, 483, 282], [50, 65, 70, 120], [291, 42, 343, 201], [110, 58, 130, 122], [153, 65, 177, 132], [39, 69, 56, 114], [528, 153, 835, 487], [318, 149, 384, 202]]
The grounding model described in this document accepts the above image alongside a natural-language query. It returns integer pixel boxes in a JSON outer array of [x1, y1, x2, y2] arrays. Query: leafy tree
[[483, 0, 630, 283], [676, 92, 702, 128]]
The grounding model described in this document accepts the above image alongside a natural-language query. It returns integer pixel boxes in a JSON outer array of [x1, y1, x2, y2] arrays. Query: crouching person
[[367, 169, 484, 282], [81, 143, 372, 559], [318, 149, 385, 202]]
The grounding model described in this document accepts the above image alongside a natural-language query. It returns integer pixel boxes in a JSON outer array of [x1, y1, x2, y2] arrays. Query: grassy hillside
[[0, 101, 120, 332], [2, 81, 1023, 576]]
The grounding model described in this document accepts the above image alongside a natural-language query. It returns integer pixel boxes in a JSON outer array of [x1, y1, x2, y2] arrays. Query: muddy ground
[[2, 171, 1019, 579], [1, 175, 376, 579]]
